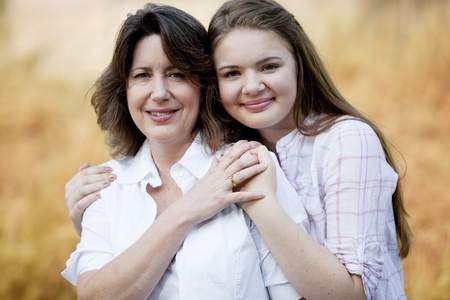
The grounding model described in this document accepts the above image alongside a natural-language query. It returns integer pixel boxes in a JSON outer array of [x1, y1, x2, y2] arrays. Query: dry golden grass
[[0, 0, 448, 299]]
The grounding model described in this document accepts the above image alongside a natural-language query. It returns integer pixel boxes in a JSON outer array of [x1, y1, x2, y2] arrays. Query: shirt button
[[178, 171, 185, 177], [278, 141, 284, 147], [356, 237, 364, 245]]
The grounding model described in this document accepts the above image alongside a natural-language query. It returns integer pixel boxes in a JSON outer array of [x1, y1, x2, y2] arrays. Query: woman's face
[[127, 34, 201, 146], [214, 28, 298, 140]]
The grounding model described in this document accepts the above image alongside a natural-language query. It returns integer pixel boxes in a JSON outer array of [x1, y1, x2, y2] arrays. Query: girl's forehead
[[213, 28, 294, 60]]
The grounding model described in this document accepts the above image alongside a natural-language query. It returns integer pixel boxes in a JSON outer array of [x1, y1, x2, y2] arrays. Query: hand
[[65, 162, 116, 235], [177, 140, 268, 225], [236, 146, 278, 211]]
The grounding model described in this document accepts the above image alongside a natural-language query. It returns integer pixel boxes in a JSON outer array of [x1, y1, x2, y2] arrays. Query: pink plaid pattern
[[276, 118, 406, 299]]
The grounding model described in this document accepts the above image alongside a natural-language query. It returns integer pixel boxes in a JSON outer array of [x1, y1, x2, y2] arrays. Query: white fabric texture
[[62, 134, 308, 299]]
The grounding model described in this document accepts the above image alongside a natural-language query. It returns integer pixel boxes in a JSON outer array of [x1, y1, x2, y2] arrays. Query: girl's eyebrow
[[256, 56, 282, 64], [217, 56, 282, 71]]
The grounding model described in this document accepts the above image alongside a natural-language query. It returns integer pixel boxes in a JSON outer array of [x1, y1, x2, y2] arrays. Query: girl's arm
[[65, 162, 116, 235], [238, 146, 366, 300]]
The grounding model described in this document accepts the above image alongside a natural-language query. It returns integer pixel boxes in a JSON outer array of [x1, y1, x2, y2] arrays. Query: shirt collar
[[277, 114, 321, 149], [115, 140, 161, 186], [115, 133, 217, 185], [175, 133, 216, 180]]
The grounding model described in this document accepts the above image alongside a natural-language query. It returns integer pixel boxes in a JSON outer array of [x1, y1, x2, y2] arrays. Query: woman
[[61, 3, 307, 299]]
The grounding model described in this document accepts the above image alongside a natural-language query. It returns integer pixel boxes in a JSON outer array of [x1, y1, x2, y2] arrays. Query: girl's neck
[[258, 127, 295, 153]]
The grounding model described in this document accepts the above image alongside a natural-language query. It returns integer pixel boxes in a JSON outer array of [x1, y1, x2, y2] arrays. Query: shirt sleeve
[[61, 196, 114, 286], [321, 120, 398, 299], [248, 152, 306, 299]]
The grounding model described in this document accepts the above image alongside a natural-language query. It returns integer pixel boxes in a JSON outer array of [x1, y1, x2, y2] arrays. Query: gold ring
[[229, 174, 237, 187]]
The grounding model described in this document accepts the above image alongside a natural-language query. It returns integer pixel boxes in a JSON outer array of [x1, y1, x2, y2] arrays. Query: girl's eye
[[224, 71, 240, 78], [263, 64, 278, 71]]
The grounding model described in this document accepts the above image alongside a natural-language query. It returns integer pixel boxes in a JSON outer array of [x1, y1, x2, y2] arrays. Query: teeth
[[150, 111, 172, 116]]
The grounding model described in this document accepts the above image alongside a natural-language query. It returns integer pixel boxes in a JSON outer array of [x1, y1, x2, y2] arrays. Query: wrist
[[240, 192, 278, 215]]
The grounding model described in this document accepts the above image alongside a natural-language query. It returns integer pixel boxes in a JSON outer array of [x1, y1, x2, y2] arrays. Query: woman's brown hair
[[91, 3, 215, 157], [207, 0, 412, 258]]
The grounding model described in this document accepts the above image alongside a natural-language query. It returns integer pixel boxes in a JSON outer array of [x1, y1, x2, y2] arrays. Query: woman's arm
[[238, 146, 365, 300], [75, 141, 269, 299]]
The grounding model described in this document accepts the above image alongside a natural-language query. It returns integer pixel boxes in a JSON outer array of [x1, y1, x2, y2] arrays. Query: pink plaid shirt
[[276, 117, 406, 299]]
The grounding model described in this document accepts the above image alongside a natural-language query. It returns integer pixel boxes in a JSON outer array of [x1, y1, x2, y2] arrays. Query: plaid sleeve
[[321, 120, 398, 299]]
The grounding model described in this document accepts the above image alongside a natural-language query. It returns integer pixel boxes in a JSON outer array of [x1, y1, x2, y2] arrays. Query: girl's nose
[[242, 73, 265, 95]]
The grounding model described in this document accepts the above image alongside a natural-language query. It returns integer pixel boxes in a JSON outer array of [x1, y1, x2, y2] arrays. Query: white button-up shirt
[[62, 134, 309, 299]]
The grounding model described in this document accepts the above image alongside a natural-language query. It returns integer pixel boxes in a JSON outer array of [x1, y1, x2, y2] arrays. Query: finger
[[78, 162, 92, 172], [225, 150, 260, 179], [233, 163, 268, 184], [76, 192, 101, 212], [219, 141, 252, 168], [78, 172, 116, 186], [78, 165, 114, 176], [74, 178, 113, 201], [250, 146, 276, 169], [225, 190, 265, 204], [69, 193, 100, 225], [248, 140, 262, 148], [221, 140, 248, 157]]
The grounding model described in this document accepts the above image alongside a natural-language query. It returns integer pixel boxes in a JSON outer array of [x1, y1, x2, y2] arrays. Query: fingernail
[[95, 192, 100, 199], [105, 167, 112, 172], [103, 180, 109, 185], [109, 174, 116, 181]]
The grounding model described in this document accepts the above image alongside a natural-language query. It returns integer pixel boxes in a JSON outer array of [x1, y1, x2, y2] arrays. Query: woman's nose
[[150, 77, 170, 101]]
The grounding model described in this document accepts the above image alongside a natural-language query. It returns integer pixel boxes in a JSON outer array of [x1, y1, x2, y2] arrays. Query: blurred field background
[[0, 0, 448, 299]]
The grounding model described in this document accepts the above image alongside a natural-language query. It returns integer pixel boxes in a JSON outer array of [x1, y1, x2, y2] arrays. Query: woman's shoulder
[[98, 156, 134, 176]]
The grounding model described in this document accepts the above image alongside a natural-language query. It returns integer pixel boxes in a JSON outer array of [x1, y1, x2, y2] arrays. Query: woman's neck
[[147, 135, 194, 172]]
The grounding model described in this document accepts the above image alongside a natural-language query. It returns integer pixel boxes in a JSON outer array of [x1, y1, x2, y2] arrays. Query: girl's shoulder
[[313, 117, 381, 154], [321, 117, 377, 140]]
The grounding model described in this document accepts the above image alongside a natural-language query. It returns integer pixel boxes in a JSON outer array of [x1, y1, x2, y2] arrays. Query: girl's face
[[214, 28, 298, 141], [127, 34, 201, 147]]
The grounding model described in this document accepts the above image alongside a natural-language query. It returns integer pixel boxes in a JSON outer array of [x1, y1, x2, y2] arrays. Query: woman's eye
[[169, 72, 186, 79], [135, 73, 149, 78]]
